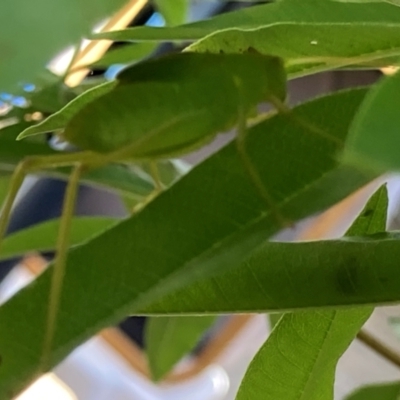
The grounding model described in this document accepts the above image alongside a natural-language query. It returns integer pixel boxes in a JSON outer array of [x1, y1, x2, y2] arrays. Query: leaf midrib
[[298, 312, 336, 400]]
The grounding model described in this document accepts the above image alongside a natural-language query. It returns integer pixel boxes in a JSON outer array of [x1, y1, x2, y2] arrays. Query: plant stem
[[41, 164, 83, 371], [357, 329, 400, 369], [0, 152, 102, 254], [0, 161, 30, 252], [149, 161, 163, 192]]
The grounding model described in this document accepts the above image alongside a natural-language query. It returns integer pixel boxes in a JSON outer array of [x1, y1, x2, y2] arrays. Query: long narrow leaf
[[236, 185, 387, 400], [0, 217, 117, 262], [343, 71, 400, 173], [145, 315, 217, 381], [188, 23, 400, 78], [154, 0, 188, 26], [94, 0, 400, 42]]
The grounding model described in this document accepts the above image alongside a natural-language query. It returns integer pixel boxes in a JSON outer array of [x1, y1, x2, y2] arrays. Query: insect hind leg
[[0, 159, 37, 253], [40, 163, 84, 371], [235, 107, 293, 230]]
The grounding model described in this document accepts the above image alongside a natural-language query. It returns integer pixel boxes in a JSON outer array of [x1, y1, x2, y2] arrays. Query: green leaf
[[336, 0, 400, 6], [18, 81, 116, 140], [94, 0, 400, 42], [145, 315, 216, 381], [0, 88, 374, 397], [22, 53, 287, 157], [90, 43, 157, 68], [345, 186, 389, 236], [345, 382, 400, 400], [0, 217, 117, 262], [239, 312, 371, 400], [343, 71, 400, 173], [0, 0, 128, 92], [236, 185, 387, 400], [154, 0, 188, 26], [187, 23, 400, 78]]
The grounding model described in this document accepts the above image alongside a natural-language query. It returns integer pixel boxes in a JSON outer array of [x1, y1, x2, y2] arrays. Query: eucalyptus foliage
[[1, 0, 400, 399]]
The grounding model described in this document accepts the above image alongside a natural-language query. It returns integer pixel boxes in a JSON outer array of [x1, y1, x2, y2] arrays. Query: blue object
[[146, 12, 165, 27]]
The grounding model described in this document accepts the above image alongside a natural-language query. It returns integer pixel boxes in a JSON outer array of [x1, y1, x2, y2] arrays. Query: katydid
[[0, 52, 291, 370]]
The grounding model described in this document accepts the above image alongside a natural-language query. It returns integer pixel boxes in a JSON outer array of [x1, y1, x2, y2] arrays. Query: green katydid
[[0, 51, 325, 371]]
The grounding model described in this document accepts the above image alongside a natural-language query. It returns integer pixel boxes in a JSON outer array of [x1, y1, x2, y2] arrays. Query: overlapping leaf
[[336, 0, 400, 6], [0, 217, 117, 262], [236, 185, 387, 400], [90, 43, 157, 68], [94, 0, 400, 42], [345, 382, 400, 400], [145, 315, 217, 381], [343, 71, 400, 173], [0, 88, 374, 397], [154, 0, 188, 26], [18, 81, 116, 140], [187, 23, 400, 78]]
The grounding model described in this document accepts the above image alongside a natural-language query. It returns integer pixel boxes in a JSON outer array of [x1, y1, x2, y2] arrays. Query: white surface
[[16, 374, 76, 400], [55, 337, 229, 400]]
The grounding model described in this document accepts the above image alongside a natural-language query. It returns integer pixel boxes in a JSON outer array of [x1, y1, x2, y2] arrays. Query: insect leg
[[269, 95, 343, 147], [149, 160, 163, 193], [131, 162, 164, 214], [0, 151, 100, 255], [235, 107, 293, 229], [0, 159, 38, 253], [41, 163, 84, 370]]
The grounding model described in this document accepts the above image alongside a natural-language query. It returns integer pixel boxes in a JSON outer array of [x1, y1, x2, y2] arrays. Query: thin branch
[[357, 329, 400, 369]]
